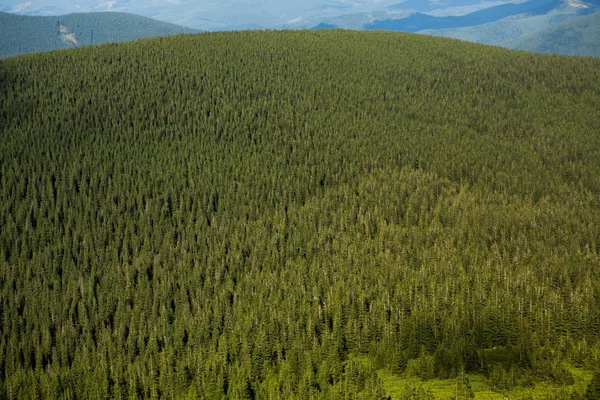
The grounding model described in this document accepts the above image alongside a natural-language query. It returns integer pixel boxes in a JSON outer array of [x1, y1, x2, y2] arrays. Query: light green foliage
[[0, 30, 599, 398], [379, 365, 593, 399], [455, 369, 475, 399], [585, 370, 600, 400]]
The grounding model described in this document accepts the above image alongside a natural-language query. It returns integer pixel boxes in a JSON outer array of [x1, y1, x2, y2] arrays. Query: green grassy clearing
[[378, 365, 593, 399]]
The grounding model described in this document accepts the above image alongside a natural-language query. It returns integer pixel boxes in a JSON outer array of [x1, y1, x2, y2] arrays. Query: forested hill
[[0, 12, 198, 59], [1, 31, 600, 399]]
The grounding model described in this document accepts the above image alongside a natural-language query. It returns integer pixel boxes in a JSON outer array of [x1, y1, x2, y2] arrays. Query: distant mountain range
[[367, 0, 565, 31], [505, 11, 600, 56], [313, 0, 600, 56], [0, 12, 199, 59], [0, 0, 526, 31], [1, 0, 598, 58]]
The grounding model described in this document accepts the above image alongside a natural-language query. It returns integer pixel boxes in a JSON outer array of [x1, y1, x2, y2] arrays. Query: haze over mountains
[[505, 10, 600, 56], [1, 0, 598, 57], [6, 0, 412, 30], [0, 0, 574, 31], [314, 0, 600, 51], [411, 0, 600, 49]]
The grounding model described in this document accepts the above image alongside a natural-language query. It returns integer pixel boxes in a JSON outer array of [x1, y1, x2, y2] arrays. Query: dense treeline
[[1, 30, 599, 399]]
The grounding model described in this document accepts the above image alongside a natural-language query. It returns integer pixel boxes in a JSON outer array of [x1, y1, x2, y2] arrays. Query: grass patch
[[378, 366, 593, 399]]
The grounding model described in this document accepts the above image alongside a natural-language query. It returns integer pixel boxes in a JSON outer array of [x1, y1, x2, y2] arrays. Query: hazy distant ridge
[[0, 11, 199, 59], [312, 0, 600, 57], [366, 0, 563, 31], [504, 11, 600, 56]]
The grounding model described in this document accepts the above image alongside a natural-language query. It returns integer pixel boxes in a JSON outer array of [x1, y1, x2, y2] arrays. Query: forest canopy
[[1, 30, 599, 399]]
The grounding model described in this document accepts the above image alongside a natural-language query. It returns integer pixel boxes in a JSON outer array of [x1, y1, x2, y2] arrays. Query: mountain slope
[[307, 1, 514, 30], [418, 0, 598, 45], [504, 11, 600, 55], [1, 30, 600, 399], [0, 11, 199, 58], [365, 0, 564, 32], [313, 0, 600, 56], [386, 0, 499, 13]]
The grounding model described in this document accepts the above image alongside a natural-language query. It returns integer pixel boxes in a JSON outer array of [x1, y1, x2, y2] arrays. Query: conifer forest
[[1, 30, 599, 399]]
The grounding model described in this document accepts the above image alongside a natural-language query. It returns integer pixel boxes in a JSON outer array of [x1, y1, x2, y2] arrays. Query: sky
[[0, 0, 517, 29]]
